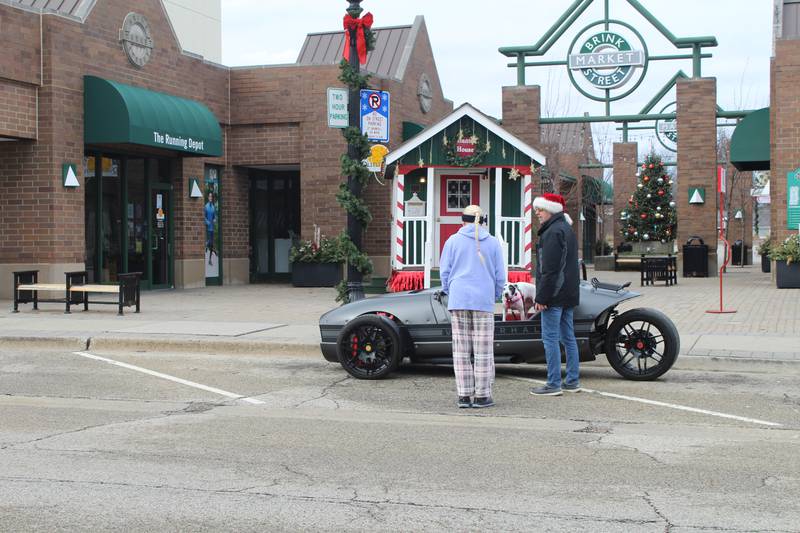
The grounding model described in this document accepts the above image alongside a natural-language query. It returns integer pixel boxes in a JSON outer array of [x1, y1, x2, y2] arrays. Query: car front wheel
[[604, 308, 679, 381], [336, 315, 402, 379]]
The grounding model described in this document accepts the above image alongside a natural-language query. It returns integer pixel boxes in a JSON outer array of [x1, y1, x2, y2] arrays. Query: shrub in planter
[[757, 236, 773, 273], [769, 234, 800, 289], [595, 240, 613, 256], [289, 236, 346, 287]]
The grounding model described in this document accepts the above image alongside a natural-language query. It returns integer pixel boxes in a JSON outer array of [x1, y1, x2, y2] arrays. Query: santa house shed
[[385, 104, 547, 292]]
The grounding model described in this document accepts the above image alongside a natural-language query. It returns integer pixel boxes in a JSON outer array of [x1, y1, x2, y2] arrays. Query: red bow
[[343, 12, 373, 65]]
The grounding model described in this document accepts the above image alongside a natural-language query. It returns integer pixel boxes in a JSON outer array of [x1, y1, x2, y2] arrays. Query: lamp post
[[345, 0, 365, 301], [734, 208, 744, 267]]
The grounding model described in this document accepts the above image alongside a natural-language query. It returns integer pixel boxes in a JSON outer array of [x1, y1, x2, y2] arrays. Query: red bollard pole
[[707, 181, 736, 314]]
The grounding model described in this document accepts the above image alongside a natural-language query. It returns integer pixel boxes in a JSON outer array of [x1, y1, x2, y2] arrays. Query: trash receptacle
[[731, 240, 752, 266], [683, 236, 709, 277]]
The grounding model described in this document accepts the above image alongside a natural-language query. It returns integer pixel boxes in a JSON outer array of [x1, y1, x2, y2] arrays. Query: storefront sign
[[327, 88, 349, 128], [455, 139, 476, 158], [360, 90, 390, 143], [787, 168, 800, 229], [152, 131, 205, 153], [656, 102, 677, 152]]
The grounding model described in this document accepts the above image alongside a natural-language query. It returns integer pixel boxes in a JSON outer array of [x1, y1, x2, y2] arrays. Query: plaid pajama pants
[[450, 310, 495, 398]]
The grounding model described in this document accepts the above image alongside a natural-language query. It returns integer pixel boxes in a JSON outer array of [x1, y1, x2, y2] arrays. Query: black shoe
[[472, 397, 495, 408], [563, 383, 582, 393], [457, 396, 472, 408], [530, 385, 563, 396]]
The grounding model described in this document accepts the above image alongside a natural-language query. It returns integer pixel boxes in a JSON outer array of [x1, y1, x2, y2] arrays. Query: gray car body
[[319, 282, 639, 364]]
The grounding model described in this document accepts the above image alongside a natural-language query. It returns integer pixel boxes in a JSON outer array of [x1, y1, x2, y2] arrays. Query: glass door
[[250, 170, 300, 282], [149, 185, 172, 289]]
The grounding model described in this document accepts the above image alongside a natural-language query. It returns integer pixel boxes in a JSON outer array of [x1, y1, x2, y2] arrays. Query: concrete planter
[[775, 260, 800, 289], [291, 262, 342, 287]]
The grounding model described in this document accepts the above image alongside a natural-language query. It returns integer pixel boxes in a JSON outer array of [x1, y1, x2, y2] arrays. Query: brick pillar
[[771, 39, 800, 243], [612, 142, 638, 248], [173, 158, 206, 289], [502, 85, 541, 148], [677, 77, 718, 276]]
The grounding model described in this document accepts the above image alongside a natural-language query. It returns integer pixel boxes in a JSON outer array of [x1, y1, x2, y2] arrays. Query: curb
[[1, 335, 321, 358]]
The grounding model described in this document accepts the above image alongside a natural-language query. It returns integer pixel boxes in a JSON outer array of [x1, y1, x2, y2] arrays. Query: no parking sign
[[360, 90, 390, 143]]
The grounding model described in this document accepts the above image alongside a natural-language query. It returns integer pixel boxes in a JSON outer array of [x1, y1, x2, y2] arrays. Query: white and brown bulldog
[[502, 281, 537, 321]]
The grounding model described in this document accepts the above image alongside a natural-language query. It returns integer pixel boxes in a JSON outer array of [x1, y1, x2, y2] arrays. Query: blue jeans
[[541, 306, 580, 389]]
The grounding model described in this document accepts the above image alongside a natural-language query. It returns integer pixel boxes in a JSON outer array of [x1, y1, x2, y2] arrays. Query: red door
[[438, 175, 481, 256]]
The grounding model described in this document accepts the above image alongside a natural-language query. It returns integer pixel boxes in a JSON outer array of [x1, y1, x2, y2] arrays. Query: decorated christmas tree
[[619, 153, 677, 244]]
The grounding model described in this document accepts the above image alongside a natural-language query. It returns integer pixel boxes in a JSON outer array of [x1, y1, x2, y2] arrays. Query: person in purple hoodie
[[439, 205, 507, 408]]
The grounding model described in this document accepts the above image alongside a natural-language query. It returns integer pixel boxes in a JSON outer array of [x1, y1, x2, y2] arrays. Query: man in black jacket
[[530, 193, 581, 396]]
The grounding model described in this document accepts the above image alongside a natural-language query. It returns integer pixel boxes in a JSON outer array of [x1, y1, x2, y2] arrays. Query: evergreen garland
[[443, 129, 489, 167], [334, 29, 376, 304]]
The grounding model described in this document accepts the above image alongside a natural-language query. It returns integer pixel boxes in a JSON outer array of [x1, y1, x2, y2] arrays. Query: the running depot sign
[[567, 22, 648, 100]]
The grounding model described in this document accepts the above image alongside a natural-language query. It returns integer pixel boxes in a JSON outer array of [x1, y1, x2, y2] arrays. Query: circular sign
[[655, 102, 678, 152], [367, 93, 381, 110], [120, 13, 154, 68], [566, 20, 648, 102], [417, 73, 433, 114]]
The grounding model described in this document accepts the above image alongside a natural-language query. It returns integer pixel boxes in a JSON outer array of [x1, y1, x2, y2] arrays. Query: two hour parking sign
[[360, 90, 390, 143]]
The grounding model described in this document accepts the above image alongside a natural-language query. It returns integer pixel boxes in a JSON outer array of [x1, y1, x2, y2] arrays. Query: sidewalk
[[2, 265, 798, 361]]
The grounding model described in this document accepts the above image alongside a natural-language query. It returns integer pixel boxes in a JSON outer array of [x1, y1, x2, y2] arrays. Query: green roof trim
[[84, 76, 223, 157], [402, 121, 425, 141], [730, 107, 769, 172]]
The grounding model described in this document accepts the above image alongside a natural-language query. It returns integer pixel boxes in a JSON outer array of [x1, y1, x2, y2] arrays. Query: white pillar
[[424, 167, 435, 286], [494, 168, 503, 238], [523, 174, 533, 270], [393, 174, 405, 270]]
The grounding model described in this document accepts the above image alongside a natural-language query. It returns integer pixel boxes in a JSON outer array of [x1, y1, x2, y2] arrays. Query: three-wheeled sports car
[[319, 277, 679, 381]]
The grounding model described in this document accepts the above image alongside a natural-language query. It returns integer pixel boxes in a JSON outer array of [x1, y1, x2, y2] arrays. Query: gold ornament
[[509, 168, 521, 181], [457, 127, 464, 141]]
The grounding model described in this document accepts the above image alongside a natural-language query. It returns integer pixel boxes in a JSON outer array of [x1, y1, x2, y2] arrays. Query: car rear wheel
[[336, 315, 402, 379], [605, 308, 679, 381]]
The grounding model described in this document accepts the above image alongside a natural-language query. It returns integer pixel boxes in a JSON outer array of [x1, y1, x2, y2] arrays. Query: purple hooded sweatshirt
[[439, 225, 507, 313]]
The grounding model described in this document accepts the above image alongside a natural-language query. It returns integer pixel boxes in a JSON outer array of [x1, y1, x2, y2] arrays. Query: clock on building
[[418, 73, 433, 114], [120, 13, 154, 68]]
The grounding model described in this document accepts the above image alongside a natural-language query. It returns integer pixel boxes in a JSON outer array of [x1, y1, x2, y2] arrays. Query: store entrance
[[250, 169, 300, 282], [84, 155, 174, 289]]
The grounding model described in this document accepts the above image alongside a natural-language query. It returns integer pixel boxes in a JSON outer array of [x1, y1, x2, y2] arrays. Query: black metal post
[[346, 0, 365, 301]]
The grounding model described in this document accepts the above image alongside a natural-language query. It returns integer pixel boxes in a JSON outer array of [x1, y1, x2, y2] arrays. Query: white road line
[[503, 376, 783, 428], [72, 351, 265, 405]]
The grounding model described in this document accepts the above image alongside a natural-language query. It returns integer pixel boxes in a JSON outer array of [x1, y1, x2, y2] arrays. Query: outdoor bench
[[614, 253, 643, 271], [640, 255, 677, 287], [13, 270, 141, 315]]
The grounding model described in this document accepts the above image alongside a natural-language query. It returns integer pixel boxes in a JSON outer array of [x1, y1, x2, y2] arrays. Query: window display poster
[[205, 167, 221, 280]]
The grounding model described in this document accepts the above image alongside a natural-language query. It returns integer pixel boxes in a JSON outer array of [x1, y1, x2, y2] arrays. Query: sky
[[221, 0, 773, 160]]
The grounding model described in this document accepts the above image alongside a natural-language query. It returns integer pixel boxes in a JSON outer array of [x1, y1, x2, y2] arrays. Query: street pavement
[[1, 264, 798, 361], [1, 346, 799, 531]]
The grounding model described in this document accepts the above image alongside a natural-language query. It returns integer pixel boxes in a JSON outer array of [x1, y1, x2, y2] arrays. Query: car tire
[[336, 315, 403, 379], [605, 308, 680, 381]]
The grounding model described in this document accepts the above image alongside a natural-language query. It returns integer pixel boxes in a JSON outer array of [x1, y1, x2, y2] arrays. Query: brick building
[[0, 0, 452, 298]]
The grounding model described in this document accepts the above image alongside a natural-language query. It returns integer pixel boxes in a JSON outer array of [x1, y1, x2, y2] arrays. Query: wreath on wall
[[443, 126, 489, 167]]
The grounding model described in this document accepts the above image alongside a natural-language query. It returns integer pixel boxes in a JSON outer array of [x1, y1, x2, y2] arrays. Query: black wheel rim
[[613, 320, 667, 376], [339, 324, 394, 377]]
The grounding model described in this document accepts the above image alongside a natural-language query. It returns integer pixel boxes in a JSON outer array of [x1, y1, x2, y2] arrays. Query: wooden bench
[[614, 253, 643, 271], [13, 270, 141, 315]]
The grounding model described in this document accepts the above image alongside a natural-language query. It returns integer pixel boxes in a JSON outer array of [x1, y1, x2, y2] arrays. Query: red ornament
[[657, 189, 665, 196], [643, 176, 650, 183], [641, 164, 646, 170], [649, 164, 654, 169], [640, 213, 647, 220]]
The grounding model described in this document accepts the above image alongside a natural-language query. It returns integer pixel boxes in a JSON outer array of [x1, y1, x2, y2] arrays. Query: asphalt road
[[1, 348, 799, 532]]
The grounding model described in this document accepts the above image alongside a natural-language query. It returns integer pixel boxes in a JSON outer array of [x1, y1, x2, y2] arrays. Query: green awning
[[84, 76, 222, 157], [730, 107, 769, 172]]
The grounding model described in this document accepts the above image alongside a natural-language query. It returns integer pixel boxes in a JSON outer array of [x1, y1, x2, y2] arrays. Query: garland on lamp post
[[335, 1, 376, 304]]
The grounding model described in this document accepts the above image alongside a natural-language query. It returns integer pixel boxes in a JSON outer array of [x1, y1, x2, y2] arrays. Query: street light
[[345, 0, 365, 301], [734, 209, 744, 267]]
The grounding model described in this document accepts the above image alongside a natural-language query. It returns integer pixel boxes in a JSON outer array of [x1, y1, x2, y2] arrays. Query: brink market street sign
[[566, 21, 648, 102]]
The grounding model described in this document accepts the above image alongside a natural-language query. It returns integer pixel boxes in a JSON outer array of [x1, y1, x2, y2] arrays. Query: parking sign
[[360, 90, 390, 143]]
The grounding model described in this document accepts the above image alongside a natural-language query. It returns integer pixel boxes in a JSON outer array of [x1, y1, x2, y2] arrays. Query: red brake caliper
[[351, 334, 360, 365]]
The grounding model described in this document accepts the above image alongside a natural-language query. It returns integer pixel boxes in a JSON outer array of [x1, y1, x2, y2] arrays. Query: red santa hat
[[533, 193, 573, 225]]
